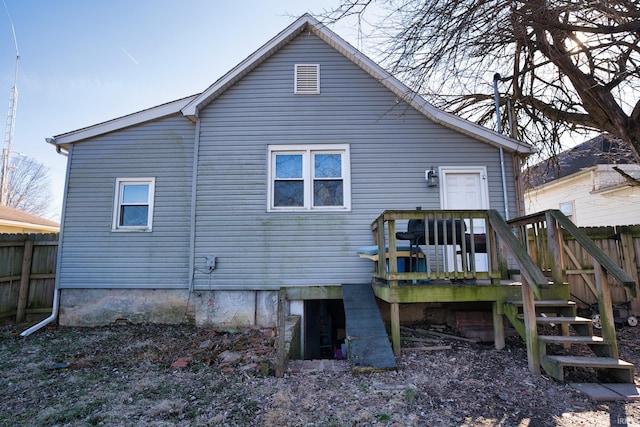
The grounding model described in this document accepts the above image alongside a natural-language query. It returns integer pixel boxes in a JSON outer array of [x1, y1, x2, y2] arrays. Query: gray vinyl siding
[[58, 114, 195, 288], [192, 33, 517, 290]]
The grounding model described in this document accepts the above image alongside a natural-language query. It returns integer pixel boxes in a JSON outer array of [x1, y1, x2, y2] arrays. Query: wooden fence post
[[619, 226, 640, 313], [15, 238, 34, 324]]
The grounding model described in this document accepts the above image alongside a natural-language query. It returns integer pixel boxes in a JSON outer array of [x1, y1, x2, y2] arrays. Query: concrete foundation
[[59, 289, 279, 329], [193, 290, 278, 329], [59, 288, 192, 326]]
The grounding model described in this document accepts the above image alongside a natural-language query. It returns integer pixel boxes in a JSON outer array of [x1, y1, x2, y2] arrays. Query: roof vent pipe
[[493, 73, 510, 220]]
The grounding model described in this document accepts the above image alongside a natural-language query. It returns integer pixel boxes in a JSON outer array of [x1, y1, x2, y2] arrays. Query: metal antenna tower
[[0, 0, 18, 206]]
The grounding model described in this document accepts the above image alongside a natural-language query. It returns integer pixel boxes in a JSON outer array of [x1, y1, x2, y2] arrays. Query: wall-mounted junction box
[[205, 255, 216, 270]]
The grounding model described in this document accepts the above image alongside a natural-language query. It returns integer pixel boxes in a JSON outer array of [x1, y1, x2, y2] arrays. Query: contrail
[[119, 45, 139, 65]]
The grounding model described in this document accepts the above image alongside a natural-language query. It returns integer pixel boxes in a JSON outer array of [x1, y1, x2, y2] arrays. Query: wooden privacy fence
[[512, 216, 640, 314], [564, 224, 640, 313], [0, 233, 58, 326]]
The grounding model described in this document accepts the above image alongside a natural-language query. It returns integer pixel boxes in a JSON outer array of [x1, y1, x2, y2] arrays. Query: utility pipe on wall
[[493, 73, 510, 220], [188, 117, 202, 292], [21, 141, 71, 336]]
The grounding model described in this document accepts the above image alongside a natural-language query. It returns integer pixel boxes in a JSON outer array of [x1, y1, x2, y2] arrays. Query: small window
[[559, 201, 574, 220], [112, 178, 155, 231], [268, 144, 350, 211], [294, 64, 320, 94]]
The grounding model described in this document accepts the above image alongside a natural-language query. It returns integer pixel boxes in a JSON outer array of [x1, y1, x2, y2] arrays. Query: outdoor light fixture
[[426, 167, 439, 187]]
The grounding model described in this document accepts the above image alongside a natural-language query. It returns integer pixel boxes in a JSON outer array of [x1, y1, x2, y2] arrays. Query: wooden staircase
[[504, 299, 635, 383]]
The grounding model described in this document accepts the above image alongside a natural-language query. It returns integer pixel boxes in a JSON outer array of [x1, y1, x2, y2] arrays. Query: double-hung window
[[268, 144, 351, 211], [112, 178, 155, 231]]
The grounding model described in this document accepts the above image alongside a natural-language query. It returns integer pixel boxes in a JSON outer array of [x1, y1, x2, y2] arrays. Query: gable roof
[[525, 134, 638, 187], [49, 95, 198, 148], [0, 205, 60, 233], [48, 14, 533, 154]]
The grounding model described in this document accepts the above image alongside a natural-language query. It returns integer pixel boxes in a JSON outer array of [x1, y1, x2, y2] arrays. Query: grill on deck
[[395, 218, 487, 272]]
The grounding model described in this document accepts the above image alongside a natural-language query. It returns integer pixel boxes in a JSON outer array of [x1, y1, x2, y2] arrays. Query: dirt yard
[[2, 321, 640, 426]]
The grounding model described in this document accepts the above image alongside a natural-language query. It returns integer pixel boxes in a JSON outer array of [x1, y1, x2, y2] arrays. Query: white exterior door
[[440, 167, 489, 271]]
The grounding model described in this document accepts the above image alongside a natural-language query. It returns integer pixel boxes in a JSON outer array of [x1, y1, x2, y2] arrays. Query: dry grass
[[1, 323, 640, 426]]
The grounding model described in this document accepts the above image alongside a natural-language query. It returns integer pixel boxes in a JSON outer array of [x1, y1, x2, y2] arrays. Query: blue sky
[[0, 0, 363, 220]]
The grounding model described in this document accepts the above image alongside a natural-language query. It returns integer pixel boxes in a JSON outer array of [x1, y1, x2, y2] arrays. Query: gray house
[[44, 15, 533, 340]]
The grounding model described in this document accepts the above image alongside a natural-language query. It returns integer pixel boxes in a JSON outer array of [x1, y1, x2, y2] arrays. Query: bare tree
[[4, 156, 53, 217], [320, 0, 640, 160]]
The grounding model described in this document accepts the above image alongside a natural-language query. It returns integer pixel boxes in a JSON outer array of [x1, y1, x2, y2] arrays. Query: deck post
[[545, 212, 564, 285], [275, 288, 287, 378], [390, 303, 401, 356], [521, 277, 540, 374], [593, 258, 618, 359], [492, 301, 505, 350], [488, 227, 501, 284]]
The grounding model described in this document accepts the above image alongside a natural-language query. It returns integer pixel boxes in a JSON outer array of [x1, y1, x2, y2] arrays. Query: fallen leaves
[[173, 328, 275, 376]]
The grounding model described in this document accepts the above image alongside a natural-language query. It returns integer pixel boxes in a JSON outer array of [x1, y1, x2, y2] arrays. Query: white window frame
[[267, 144, 351, 212], [112, 177, 155, 232], [294, 64, 320, 94], [559, 201, 575, 221]]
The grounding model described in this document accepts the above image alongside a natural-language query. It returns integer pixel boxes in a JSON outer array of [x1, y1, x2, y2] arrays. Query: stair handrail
[[547, 209, 637, 297], [487, 209, 549, 299]]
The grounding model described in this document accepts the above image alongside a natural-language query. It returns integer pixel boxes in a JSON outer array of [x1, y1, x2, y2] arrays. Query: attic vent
[[295, 64, 320, 94]]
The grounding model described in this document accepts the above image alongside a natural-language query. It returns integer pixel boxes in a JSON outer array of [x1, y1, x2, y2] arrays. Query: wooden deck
[[277, 209, 637, 384], [372, 279, 571, 354], [372, 279, 568, 304]]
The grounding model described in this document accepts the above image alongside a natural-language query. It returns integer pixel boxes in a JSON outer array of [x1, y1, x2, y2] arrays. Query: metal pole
[[493, 73, 502, 134], [0, 1, 19, 206]]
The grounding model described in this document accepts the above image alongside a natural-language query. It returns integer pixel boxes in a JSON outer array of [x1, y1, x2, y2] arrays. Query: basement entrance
[[304, 299, 346, 360]]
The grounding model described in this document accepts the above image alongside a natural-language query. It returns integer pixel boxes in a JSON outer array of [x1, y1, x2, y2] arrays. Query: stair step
[[524, 316, 592, 324], [509, 300, 576, 307], [542, 355, 635, 383], [538, 335, 607, 345], [544, 355, 633, 369]]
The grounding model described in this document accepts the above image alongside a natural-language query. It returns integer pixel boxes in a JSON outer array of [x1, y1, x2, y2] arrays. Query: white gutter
[[188, 116, 201, 291], [21, 142, 72, 336]]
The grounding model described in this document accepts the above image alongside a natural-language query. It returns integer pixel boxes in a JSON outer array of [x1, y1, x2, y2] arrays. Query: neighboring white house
[[0, 205, 59, 233], [525, 134, 640, 226]]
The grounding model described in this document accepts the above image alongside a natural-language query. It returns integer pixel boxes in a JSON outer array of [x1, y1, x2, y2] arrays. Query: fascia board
[[0, 219, 59, 232], [49, 95, 198, 147], [49, 13, 534, 156]]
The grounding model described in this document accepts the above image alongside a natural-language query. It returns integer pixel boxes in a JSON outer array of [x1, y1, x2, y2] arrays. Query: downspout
[[493, 73, 510, 220], [55, 145, 68, 157], [21, 142, 71, 336], [188, 115, 201, 291]]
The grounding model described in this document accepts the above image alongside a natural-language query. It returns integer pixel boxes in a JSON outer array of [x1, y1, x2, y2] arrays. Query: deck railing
[[507, 209, 637, 361], [508, 210, 636, 294], [370, 209, 511, 285], [370, 209, 554, 367], [370, 209, 552, 290], [370, 209, 637, 373]]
